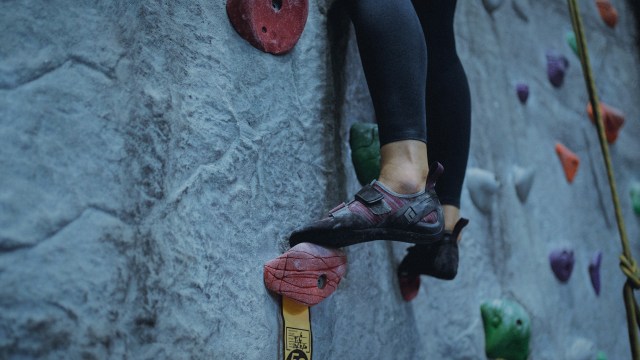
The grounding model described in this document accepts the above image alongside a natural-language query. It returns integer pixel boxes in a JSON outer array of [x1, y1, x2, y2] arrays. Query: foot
[[288, 163, 446, 248], [398, 217, 469, 301]]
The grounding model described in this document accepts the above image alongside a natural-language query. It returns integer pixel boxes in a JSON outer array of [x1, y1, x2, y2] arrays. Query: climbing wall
[[0, 0, 638, 359]]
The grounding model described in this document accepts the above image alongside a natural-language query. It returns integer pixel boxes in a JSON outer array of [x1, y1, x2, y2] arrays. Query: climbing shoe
[[398, 217, 469, 301], [288, 163, 446, 248]]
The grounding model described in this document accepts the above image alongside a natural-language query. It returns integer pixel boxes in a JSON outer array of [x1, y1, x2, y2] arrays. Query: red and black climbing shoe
[[288, 163, 446, 248], [264, 242, 347, 306], [398, 217, 469, 301]]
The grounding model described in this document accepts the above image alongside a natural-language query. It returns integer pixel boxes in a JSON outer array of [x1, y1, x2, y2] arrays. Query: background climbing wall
[[0, 0, 638, 359]]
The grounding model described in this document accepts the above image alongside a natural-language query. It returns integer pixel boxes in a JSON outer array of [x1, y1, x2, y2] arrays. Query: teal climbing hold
[[482, 0, 504, 14], [481, 299, 531, 360], [466, 168, 500, 213], [511, 0, 529, 22], [566, 31, 579, 56], [630, 182, 640, 215], [596, 350, 607, 360], [513, 166, 535, 203], [350, 122, 381, 186]]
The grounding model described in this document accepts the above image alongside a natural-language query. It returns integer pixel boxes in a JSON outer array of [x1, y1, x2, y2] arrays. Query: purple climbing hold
[[549, 249, 575, 282], [546, 51, 569, 88], [516, 83, 529, 104], [589, 251, 602, 296]]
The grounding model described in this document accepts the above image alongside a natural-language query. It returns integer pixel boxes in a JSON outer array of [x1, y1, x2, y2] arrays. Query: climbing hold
[[482, 0, 505, 14], [631, 182, 640, 215], [515, 83, 529, 104], [549, 248, 575, 282], [226, 0, 308, 55], [398, 271, 420, 302], [596, 350, 608, 360], [595, 0, 618, 28], [555, 142, 580, 183], [587, 102, 625, 144], [546, 51, 569, 88], [466, 168, 500, 213], [264, 242, 347, 306], [566, 31, 579, 56], [481, 299, 531, 360], [589, 250, 602, 296], [350, 122, 381, 186], [511, 0, 529, 22], [512, 166, 535, 202]]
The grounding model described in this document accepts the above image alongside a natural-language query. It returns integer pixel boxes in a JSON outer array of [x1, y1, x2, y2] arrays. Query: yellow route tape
[[281, 296, 312, 360]]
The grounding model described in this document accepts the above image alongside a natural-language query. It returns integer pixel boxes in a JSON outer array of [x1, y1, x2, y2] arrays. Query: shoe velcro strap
[[355, 185, 391, 215], [355, 185, 384, 204], [398, 197, 436, 225]]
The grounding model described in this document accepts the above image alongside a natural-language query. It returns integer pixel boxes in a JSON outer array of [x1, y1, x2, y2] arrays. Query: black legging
[[347, 0, 471, 208]]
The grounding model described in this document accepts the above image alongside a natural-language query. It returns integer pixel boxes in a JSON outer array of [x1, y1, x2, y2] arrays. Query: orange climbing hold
[[587, 102, 625, 144], [555, 143, 580, 183], [595, 0, 618, 28]]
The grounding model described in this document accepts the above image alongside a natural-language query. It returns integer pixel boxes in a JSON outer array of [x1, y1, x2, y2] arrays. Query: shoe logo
[[404, 208, 417, 222]]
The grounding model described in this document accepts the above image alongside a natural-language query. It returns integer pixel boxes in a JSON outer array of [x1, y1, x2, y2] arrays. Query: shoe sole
[[263, 242, 347, 306], [290, 226, 444, 248]]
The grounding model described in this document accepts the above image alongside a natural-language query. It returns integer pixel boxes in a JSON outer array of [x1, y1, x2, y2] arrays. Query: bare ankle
[[378, 140, 429, 194], [378, 174, 426, 194]]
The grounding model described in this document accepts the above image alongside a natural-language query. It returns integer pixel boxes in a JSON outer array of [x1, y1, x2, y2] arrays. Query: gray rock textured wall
[[0, 0, 638, 359]]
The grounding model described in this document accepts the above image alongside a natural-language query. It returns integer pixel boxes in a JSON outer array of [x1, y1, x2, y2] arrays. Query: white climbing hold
[[466, 168, 500, 213], [482, 0, 505, 14], [512, 166, 535, 203]]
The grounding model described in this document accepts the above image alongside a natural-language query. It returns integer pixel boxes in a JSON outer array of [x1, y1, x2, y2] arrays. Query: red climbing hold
[[555, 143, 580, 183], [587, 102, 625, 144], [226, 0, 308, 55], [398, 273, 420, 302], [595, 0, 618, 28], [264, 242, 347, 306]]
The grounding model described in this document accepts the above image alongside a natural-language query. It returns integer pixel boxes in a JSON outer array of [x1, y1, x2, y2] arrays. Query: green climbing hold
[[596, 350, 607, 360], [481, 299, 531, 360], [566, 31, 579, 56], [631, 182, 640, 215], [349, 122, 381, 186]]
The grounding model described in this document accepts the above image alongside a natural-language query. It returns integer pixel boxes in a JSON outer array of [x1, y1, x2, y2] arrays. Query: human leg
[[288, 0, 448, 248], [414, 0, 471, 233], [398, 0, 472, 297], [347, 0, 431, 195]]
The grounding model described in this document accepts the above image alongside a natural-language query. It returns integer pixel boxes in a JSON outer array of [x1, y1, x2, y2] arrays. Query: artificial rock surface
[[1, 0, 639, 359]]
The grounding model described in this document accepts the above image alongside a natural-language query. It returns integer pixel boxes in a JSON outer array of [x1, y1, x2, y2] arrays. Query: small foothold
[[511, 0, 529, 21], [398, 272, 420, 302], [549, 248, 575, 282], [226, 0, 308, 54], [466, 168, 500, 213], [481, 299, 531, 360], [350, 123, 381, 186], [596, 0, 618, 28], [546, 51, 570, 88], [631, 182, 640, 215], [555, 142, 580, 183], [515, 83, 529, 104], [264, 242, 347, 306], [482, 0, 505, 13], [512, 166, 535, 202], [587, 102, 625, 144], [589, 251, 602, 296], [566, 31, 579, 56], [596, 350, 608, 360]]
